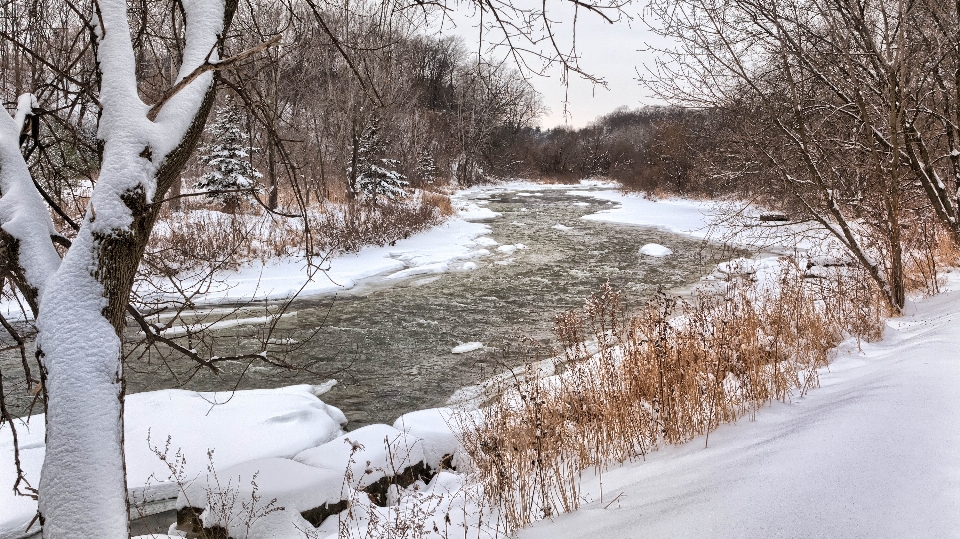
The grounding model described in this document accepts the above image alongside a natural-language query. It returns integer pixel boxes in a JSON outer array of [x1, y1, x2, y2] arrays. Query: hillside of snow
[[519, 276, 960, 539]]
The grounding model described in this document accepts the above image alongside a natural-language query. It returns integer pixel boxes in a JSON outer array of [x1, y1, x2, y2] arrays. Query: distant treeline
[[483, 106, 734, 197]]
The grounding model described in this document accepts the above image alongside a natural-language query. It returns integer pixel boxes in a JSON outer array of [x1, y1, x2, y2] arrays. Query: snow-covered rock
[[716, 257, 759, 275], [393, 408, 463, 470], [639, 243, 673, 257], [459, 203, 501, 222], [293, 424, 428, 504], [174, 457, 347, 538]]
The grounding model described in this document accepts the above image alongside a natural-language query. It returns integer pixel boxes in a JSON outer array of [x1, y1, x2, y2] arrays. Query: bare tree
[[644, 0, 960, 311]]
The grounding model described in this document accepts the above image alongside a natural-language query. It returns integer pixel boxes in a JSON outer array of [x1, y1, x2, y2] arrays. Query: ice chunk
[[473, 236, 499, 247], [639, 243, 673, 257], [451, 342, 484, 354]]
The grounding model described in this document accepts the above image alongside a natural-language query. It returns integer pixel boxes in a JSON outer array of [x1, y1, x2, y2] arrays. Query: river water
[[3, 187, 737, 427]]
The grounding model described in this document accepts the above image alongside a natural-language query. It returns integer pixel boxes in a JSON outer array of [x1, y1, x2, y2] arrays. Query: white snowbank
[[638, 243, 672, 257], [451, 342, 484, 354], [392, 408, 463, 470], [293, 424, 425, 489], [0, 385, 346, 539], [152, 199, 500, 307], [179, 457, 346, 537], [518, 279, 960, 539], [576, 190, 712, 237]]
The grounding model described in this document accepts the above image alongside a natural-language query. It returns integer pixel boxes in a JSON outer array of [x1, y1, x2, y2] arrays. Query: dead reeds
[[457, 258, 886, 534]]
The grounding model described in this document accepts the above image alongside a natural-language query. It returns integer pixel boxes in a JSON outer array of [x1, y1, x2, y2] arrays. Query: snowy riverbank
[[517, 274, 960, 538], [2, 180, 874, 539]]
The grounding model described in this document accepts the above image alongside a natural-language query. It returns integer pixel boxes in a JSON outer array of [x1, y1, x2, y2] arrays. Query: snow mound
[[496, 244, 525, 255], [293, 424, 426, 490], [451, 342, 483, 354], [393, 408, 464, 470], [0, 385, 347, 539], [462, 262, 478, 271], [473, 236, 499, 247], [459, 202, 501, 222], [639, 243, 673, 257], [552, 223, 574, 231], [176, 457, 346, 537]]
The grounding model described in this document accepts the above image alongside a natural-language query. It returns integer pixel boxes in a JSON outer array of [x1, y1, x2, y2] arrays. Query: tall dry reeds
[[457, 259, 886, 534]]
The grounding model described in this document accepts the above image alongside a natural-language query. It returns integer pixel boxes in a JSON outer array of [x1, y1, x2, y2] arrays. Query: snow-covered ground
[[0, 385, 346, 539], [519, 276, 960, 539], [9, 179, 943, 539]]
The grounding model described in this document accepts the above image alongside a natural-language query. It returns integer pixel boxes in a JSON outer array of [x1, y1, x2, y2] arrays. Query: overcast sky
[[431, 4, 673, 129]]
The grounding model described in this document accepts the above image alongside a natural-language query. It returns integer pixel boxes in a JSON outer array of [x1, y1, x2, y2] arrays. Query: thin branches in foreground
[[457, 259, 885, 534]]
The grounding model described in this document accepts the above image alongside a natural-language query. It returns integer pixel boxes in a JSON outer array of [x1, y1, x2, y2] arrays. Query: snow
[[392, 408, 463, 470], [292, 424, 425, 489], [458, 201, 501, 222], [0, 94, 61, 299], [638, 243, 672, 257], [451, 342, 484, 354], [0, 385, 346, 539], [179, 216, 493, 303], [517, 280, 960, 539], [496, 244, 525, 255], [178, 457, 346, 538], [574, 190, 711, 236], [461, 262, 478, 271], [385, 262, 449, 280], [551, 223, 574, 231], [473, 236, 499, 247]]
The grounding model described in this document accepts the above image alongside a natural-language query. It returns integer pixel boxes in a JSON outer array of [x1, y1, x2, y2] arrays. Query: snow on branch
[[0, 94, 62, 306]]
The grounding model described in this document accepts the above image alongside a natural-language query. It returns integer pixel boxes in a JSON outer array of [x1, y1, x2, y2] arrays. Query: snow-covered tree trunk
[[0, 0, 238, 537]]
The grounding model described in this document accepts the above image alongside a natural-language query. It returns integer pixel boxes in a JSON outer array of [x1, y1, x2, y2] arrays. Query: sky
[[431, 2, 674, 129]]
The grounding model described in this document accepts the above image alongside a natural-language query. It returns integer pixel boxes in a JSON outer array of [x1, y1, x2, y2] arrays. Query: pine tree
[[348, 119, 408, 201], [195, 96, 263, 212], [415, 149, 441, 185]]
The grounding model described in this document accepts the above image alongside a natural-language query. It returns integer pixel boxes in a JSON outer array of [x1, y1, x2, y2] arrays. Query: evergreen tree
[[415, 149, 441, 185], [348, 118, 408, 201], [195, 96, 262, 212]]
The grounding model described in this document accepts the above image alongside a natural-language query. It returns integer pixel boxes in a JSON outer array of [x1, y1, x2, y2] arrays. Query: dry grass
[[456, 259, 886, 534], [147, 191, 454, 274]]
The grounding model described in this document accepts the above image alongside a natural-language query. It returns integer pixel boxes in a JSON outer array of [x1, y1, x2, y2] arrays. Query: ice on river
[[451, 342, 483, 354], [639, 243, 673, 257]]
